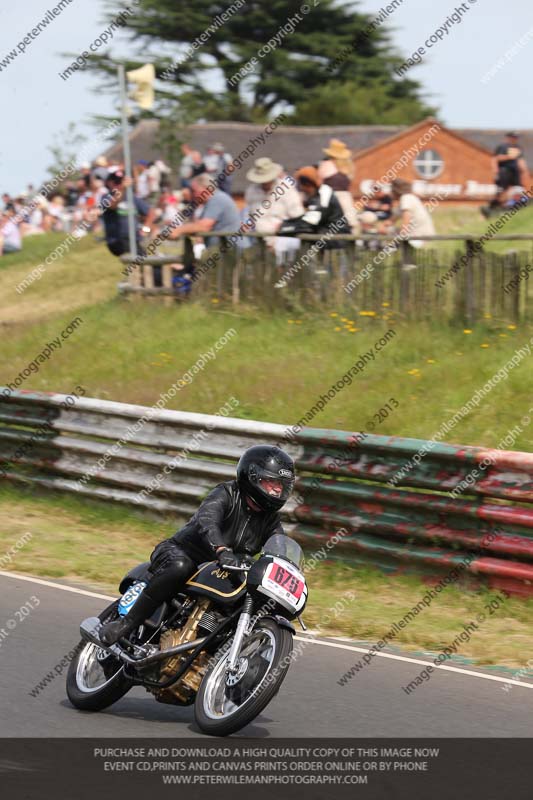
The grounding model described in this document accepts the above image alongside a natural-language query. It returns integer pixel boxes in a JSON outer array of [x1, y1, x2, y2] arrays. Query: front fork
[[225, 595, 253, 674]]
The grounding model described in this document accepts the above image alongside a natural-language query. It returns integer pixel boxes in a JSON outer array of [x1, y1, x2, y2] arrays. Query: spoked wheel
[[66, 601, 132, 711], [195, 619, 293, 736]]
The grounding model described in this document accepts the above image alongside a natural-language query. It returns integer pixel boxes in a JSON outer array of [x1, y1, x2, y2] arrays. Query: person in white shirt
[[135, 160, 151, 199], [390, 179, 435, 248], [245, 157, 304, 261], [0, 206, 22, 254]]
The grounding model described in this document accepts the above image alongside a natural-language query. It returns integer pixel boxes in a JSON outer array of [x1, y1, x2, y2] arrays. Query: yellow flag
[[126, 63, 155, 110]]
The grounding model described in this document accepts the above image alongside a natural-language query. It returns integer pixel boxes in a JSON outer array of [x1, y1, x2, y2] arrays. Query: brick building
[[104, 116, 532, 204]]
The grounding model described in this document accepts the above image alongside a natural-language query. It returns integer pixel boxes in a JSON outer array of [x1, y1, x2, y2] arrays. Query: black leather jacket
[[166, 480, 284, 564]]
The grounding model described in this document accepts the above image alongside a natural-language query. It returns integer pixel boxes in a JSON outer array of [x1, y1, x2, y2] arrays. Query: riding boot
[[99, 590, 159, 645]]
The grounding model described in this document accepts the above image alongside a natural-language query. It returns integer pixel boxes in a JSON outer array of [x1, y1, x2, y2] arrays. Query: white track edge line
[[0, 570, 116, 601], [294, 636, 533, 689], [2, 570, 530, 690]]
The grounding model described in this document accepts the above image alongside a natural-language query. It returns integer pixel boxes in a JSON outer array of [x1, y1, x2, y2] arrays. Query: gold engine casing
[[155, 598, 211, 705]]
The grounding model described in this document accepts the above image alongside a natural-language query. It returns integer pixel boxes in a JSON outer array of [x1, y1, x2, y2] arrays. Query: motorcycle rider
[[99, 445, 295, 645]]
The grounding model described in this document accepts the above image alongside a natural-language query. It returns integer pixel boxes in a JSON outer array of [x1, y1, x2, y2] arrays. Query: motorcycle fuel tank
[[185, 562, 247, 605]]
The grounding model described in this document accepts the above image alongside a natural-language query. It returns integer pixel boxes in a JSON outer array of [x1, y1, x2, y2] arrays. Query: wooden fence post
[[464, 238, 475, 327]]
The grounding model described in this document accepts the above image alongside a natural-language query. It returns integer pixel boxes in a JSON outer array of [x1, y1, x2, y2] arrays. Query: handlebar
[[217, 562, 252, 572]]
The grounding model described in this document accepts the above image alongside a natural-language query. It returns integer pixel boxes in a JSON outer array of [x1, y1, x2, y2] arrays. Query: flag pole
[[118, 63, 137, 258]]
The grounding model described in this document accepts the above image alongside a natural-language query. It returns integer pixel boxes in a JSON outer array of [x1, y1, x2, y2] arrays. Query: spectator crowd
[[2, 133, 530, 287]]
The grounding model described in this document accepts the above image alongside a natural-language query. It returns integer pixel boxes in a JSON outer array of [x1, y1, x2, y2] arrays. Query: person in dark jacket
[[279, 166, 351, 248], [99, 445, 295, 645]]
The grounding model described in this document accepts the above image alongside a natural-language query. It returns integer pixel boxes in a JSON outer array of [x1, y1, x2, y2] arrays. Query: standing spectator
[[135, 160, 151, 200], [146, 161, 161, 200], [179, 143, 205, 188], [155, 159, 172, 191], [204, 142, 233, 194], [100, 167, 155, 257], [482, 132, 531, 216], [64, 181, 80, 209], [91, 156, 109, 184], [245, 157, 304, 260], [168, 172, 240, 247], [80, 162, 91, 190], [390, 179, 435, 248], [322, 138, 354, 180], [493, 132, 529, 196], [0, 205, 22, 255], [319, 139, 358, 233]]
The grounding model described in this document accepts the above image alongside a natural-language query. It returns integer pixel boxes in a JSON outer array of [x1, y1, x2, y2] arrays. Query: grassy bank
[[1, 483, 531, 668], [1, 290, 533, 450], [2, 232, 533, 670]]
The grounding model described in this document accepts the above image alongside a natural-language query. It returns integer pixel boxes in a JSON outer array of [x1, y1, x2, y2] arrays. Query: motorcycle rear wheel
[[194, 619, 293, 736]]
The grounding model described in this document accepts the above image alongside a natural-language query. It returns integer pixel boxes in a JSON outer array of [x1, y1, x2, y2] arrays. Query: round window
[[413, 149, 444, 179]]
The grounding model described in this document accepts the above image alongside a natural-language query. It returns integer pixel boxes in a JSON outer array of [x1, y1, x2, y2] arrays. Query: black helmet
[[236, 445, 295, 512]]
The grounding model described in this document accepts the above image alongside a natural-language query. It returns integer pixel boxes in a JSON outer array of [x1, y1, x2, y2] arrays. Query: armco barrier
[[2, 389, 533, 595]]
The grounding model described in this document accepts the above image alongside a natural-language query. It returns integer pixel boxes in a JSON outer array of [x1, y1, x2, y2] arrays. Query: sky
[[0, 0, 532, 193]]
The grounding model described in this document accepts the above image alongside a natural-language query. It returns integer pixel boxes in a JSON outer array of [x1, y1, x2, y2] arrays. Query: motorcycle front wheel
[[194, 618, 293, 736], [66, 601, 133, 712]]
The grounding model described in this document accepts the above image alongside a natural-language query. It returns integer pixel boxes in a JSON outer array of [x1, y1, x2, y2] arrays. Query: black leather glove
[[217, 548, 241, 568]]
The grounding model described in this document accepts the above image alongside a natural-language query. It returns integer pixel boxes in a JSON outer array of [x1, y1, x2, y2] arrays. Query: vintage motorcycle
[[66, 534, 308, 736]]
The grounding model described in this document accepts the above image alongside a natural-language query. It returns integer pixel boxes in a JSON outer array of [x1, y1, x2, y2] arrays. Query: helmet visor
[[259, 477, 284, 498], [253, 468, 294, 504]]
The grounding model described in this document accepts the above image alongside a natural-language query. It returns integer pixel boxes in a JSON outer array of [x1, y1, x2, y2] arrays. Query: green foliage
[[95, 0, 434, 124], [289, 81, 435, 125]]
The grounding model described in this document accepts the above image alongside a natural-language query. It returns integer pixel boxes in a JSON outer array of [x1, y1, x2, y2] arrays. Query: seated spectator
[[504, 185, 529, 210], [168, 173, 241, 247], [390, 178, 435, 248], [23, 196, 49, 235], [364, 183, 393, 221], [179, 143, 205, 188], [0, 205, 22, 255], [204, 143, 233, 194], [245, 157, 304, 261], [279, 166, 351, 247], [48, 195, 66, 232]]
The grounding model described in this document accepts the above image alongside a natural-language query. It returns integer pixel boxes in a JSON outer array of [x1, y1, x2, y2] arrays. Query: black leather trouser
[[144, 544, 197, 605]]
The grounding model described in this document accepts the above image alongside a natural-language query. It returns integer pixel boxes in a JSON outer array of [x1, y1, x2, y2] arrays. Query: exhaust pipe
[[80, 616, 207, 668]]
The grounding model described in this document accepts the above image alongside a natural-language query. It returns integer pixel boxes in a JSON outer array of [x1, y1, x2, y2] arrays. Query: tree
[[290, 82, 434, 126], [91, 0, 435, 124]]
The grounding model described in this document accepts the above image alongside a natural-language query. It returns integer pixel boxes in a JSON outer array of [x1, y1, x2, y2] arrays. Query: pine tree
[[94, 0, 435, 123]]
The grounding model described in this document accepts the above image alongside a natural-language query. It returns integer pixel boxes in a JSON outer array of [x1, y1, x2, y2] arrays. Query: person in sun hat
[[244, 157, 304, 262], [319, 139, 358, 233]]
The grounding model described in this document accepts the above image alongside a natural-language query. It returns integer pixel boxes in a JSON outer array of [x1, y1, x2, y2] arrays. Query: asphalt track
[[1, 571, 532, 738]]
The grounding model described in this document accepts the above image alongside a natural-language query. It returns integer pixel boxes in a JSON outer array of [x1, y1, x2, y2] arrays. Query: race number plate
[[261, 558, 306, 611], [118, 581, 147, 617]]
